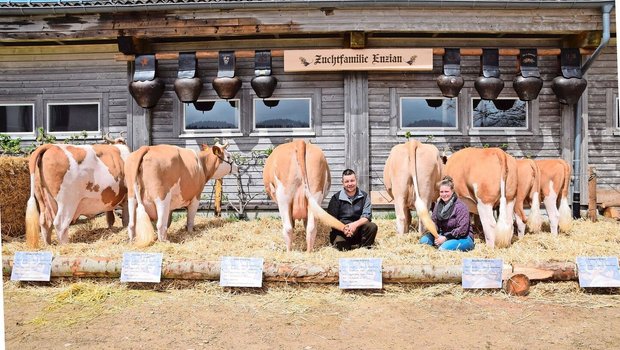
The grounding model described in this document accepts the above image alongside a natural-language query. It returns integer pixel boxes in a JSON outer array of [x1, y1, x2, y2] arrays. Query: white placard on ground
[[120, 252, 163, 283], [10, 251, 53, 282], [576, 256, 620, 288], [462, 258, 503, 289], [339, 258, 383, 289], [219, 257, 264, 288]]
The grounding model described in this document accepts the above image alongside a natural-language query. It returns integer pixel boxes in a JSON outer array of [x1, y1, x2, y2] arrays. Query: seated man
[[327, 169, 378, 251]]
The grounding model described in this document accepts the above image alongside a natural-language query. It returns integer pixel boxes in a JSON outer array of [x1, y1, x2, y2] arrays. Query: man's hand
[[343, 224, 354, 237], [434, 235, 447, 246]]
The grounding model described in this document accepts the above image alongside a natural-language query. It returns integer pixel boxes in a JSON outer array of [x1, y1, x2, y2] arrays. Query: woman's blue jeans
[[419, 233, 475, 251]]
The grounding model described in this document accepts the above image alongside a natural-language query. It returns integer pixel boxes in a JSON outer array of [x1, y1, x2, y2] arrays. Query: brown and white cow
[[125, 143, 237, 247], [444, 147, 518, 248], [263, 140, 345, 252], [25, 142, 131, 248], [383, 140, 443, 236], [514, 158, 543, 238], [535, 158, 572, 235]]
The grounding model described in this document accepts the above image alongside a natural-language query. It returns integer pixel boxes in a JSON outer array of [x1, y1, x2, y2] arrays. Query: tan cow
[[444, 147, 518, 248], [514, 158, 543, 238], [535, 159, 572, 235], [383, 140, 442, 236], [25, 143, 130, 248], [263, 140, 344, 252], [125, 143, 237, 247]]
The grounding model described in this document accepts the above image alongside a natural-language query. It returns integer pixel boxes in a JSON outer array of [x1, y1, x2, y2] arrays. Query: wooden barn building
[[1, 0, 619, 216]]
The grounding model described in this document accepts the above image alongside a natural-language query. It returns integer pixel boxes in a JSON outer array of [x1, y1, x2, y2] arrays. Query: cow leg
[[394, 198, 409, 235], [305, 212, 317, 252], [515, 214, 526, 239], [53, 204, 77, 244], [39, 212, 53, 245], [504, 200, 516, 238], [277, 204, 294, 252], [477, 202, 496, 248], [155, 194, 172, 242], [121, 200, 129, 227], [105, 211, 115, 228], [127, 197, 137, 241], [186, 197, 200, 233], [544, 193, 560, 236]]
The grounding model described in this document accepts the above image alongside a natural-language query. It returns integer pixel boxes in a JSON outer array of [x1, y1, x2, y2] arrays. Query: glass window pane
[[0, 105, 34, 133], [472, 99, 527, 128], [48, 104, 99, 132], [255, 99, 311, 129], [401, 98, 457, 128], [184, 100, 240, 130]]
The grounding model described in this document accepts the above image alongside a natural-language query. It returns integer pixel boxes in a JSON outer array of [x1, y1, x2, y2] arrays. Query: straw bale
[[0, 156, 29, 237]]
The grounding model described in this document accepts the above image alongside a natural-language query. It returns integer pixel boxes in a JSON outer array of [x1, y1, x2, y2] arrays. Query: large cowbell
[[174, 52, 202, 103], [551, 48, 587, 105], [436, 48, 464, 98], [128, 54, 165, 109], [475, 48, 504, 100], [513, 49, 543, 101], [251, 50, 278, 99], [212, 51, 242, 100]]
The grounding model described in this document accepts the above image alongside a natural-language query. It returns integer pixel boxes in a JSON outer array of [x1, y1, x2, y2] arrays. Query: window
[[400, 97, 458, 129], [183, 99, 240, 133], [47, 102, 100, 133], [0, 104, 34, 134], [254, 98, 311, 131], [471, 98, 527, 129]]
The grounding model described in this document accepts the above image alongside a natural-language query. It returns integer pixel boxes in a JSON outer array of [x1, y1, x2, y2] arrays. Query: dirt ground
[[3, 280, 620, 350]]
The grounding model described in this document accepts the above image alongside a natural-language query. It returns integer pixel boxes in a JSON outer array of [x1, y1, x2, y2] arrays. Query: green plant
[[404, 131, 412, 140], [0, 134, 23, 155], [225, 148, 272, 220]]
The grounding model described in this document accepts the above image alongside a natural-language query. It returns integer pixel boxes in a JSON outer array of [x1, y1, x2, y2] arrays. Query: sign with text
[[10, 251, 53, 281], [284, 48, 433, 72], [576, 256, 620, 288], [120, 252, 163, 283], [462, 258, 503, 289], [219, 257, 264, 288], [339, 258, 383, 289]]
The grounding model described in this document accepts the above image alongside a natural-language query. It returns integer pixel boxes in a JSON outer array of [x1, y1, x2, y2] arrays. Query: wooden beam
[[115, 47, 595, 61]]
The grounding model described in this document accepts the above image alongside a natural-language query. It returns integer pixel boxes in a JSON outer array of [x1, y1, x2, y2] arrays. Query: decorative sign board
[[219, 257, 264, 288], [462, 258, 503, 289], [10, 251, 53, 281], [120, 252, 163, 283], [339, 258, 383, 289], [576, 256, 620, 288], [284, 48, 433, 72]]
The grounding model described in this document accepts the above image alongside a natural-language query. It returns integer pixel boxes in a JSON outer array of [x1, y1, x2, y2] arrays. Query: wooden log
[[503, 273, 530, 296], [512, 262, 577, 281], [2, 257, 579, 283], [588, 166, 598, 222]]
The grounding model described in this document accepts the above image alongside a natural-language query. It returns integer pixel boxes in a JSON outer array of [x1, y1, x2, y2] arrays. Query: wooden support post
[[214, 179, 223, 217], [588, 166, 597, 222], [503, 273, 530, 296]]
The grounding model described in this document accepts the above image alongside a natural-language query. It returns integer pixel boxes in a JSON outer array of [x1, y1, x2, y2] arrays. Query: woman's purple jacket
[[431, 198, 474, 240]]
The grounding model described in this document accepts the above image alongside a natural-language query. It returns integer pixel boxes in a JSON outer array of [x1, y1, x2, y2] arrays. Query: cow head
[[202, 142, 238, 179]]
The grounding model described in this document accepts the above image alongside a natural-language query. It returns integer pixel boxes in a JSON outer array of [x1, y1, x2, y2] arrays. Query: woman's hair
[[439, 176, 454, 190]]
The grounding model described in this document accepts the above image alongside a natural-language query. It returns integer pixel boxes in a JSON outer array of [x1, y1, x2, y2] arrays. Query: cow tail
[[558, 159, 573, 233], [527, 159, 543, 233], [25, 145, 53, 249], [410, 141, 438, 238], [495, 150, 513, 248], [296, 140, 345, 231], [126, 146, 156, 247]]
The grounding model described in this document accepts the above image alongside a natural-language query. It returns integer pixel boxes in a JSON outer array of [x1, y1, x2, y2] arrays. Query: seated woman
[[419, 176, 474, 251]]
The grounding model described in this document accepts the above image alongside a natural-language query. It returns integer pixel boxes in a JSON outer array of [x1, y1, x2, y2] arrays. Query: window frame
[[180, 98, 242, 138], [466, 91, 538, 136], [398, 96, 460, 132], [46, 101, 101, 137], [0, 102, 36, 136], [251, 97, 314, 137]]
